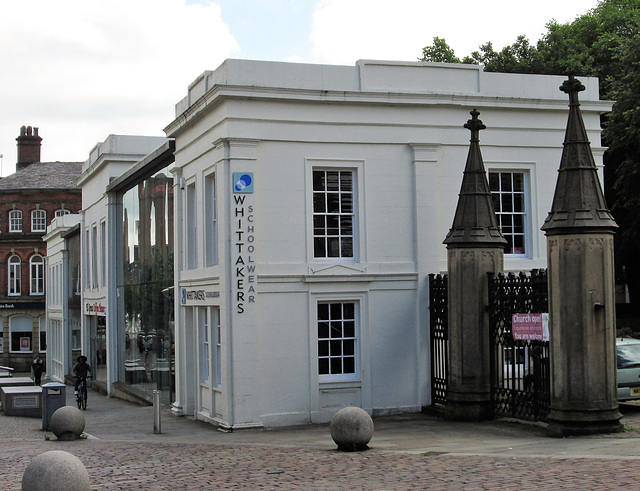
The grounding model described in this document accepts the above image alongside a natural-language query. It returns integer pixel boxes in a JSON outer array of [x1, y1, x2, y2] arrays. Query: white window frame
[[186, 181, 197, 270], [31, 209, 46, 232], [316, 300, 359, 383], [91, 225, 98, 288], [306, 159, 364, 264], [9, 210, 22, 233], [55, 209, 71, 218], [488, 168, 532, 258], [214, 310, 221, 386], [29, 254, 45, 295], [100, 221, 106, 287], [9, 315, 32, 353], [8, 255, 21, 296], [200, 308, 210, 384], [205, 172, 218, 267]]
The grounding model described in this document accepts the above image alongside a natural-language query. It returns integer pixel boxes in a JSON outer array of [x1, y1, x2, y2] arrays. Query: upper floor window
[[32, 209, 46, 232], [489, 171, 528, 256], [205, 174, 218, 267], [8, 255, 21, 295], [9, 210, 22, 233], [312, 170, 354, 259], [30, 255, 45, 295], [55, 209, 71, 218]]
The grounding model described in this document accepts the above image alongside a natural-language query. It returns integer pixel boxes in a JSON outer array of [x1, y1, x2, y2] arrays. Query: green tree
[[419, 37, 462, 63], [419, 0, 640, 304]]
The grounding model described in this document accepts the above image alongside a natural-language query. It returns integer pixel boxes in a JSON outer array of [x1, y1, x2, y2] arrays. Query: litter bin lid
[[42, 382, 66, 388]]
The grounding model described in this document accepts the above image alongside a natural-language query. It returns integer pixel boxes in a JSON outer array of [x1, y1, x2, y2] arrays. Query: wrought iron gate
[[428, 274, 448, 405], [428, 270, 550, 420], [488, 270, 550, 421]]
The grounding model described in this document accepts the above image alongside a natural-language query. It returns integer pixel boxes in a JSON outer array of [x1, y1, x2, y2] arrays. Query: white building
[[165, 59, 610, 428], [76, 135, 169, 397], [44, 213, 82, 382]]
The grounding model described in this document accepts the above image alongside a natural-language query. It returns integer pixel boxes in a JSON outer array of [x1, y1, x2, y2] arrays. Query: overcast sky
[[0, 0, 600, 175]]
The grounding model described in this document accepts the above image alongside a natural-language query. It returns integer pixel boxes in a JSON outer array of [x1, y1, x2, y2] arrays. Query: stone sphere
[[49, 406, 85, 441], [22, 450, 90, 491], [330, 406, 374, 451]]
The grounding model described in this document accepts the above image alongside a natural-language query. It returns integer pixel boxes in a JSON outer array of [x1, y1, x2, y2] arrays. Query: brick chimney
[[16, 125, 42, 171]]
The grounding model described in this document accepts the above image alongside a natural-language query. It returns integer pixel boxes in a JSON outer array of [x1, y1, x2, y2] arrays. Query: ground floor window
[[10, 315, 33, 353], [317, 301, 358, 380]]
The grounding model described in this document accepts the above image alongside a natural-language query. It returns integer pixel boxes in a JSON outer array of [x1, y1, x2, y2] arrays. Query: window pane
[[343, 357, 355, 374], [326, 215, 339, 235], [314, 237, 326, 258], [330, 340, 342, 356], [313, 171, 325, 191], [318, 321, 329, 339], [343, 339, 355, 355], [341, 237, 353, 258], [513, 173, 524, 192], [326, 172, 339, 191], [318, 303, 329, 320], [330, 321, 342, 338], [330, 358, 342, 374], [327, 193, 340, 213], [340, 193, 353, 213], [344, 321, 355, 338], [501, 194, 513, 213], [318, 340, 329, 357], [319, 358, 329, 374], [343, 303, 354, 319], [313, 193, 325, 213], [489, 172, 499, 191], [327, 237, 340, 257], [513, 193, 524, 213], [340, 172, 352, 191], [313, 215, 325, 235], [500, 173, 512, 192]]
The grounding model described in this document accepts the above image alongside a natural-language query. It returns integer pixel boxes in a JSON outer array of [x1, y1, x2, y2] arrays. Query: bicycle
[[75, 375, 91, 410]]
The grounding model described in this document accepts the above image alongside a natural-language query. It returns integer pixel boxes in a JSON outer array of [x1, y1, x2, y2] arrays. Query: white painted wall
[[167, 59, 610, 428]]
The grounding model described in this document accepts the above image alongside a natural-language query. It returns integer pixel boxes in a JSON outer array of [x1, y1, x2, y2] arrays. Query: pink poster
[[512, 313, 549, 341]]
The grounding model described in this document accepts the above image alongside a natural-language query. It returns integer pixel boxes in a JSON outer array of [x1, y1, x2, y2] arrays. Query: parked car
[[617, 337, 640, 402]]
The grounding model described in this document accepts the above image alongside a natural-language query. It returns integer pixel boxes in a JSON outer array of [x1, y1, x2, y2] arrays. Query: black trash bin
[[42, 382, 66, 430]]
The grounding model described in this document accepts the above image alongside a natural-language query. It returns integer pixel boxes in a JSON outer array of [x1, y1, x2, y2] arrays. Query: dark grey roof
[[0, 162, 82, 191]]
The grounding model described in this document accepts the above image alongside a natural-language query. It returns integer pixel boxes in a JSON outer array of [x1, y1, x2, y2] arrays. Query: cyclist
[[72, 355, 92, 395]]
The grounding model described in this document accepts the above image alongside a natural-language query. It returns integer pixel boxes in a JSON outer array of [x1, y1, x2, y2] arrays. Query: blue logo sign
[[181, 288, 186, 305], [233, 172, 253, 193]]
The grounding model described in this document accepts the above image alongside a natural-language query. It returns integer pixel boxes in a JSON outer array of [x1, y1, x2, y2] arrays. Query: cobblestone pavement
[[3, 386, 640, 489], [1, 438, 640, 490]]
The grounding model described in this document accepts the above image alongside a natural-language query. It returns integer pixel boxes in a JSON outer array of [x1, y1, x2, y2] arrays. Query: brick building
[[0, 126, 82, 371]]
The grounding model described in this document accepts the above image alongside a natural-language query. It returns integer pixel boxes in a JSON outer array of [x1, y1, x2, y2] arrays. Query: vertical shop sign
[[233, 173, 256, 314]]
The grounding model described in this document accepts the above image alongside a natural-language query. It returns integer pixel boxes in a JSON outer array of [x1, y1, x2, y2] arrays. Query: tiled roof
[[0, 162, 83, 190]]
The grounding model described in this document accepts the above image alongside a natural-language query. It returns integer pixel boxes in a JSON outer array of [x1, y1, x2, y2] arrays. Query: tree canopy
[[419, 0, 640, 304]]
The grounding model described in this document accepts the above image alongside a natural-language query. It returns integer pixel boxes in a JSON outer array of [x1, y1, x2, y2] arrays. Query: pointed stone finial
[[444, 110, 507, 247], [541, 75, 617, 234], [464, 109, 486, 142]]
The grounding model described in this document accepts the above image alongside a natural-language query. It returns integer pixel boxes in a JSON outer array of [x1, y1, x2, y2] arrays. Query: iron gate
[[428, 270, 550, 421], [428, 273, 448, 405], [488, 270, 550, 421]]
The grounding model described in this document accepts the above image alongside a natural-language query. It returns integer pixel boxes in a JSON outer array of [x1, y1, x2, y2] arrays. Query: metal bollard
[[153, 390, 161, 434]]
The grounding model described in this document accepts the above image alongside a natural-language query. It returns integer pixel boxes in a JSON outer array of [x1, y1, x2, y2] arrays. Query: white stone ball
[[330, 406, 374, 451], [22, 450, 90, 491], [50, 406, 85, 441]]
